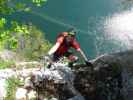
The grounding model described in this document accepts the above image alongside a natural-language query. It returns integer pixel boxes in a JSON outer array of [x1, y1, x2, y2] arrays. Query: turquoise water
[[8, 0, 132, 58]]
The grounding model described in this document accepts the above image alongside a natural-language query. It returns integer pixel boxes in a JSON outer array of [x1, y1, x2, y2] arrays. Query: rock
[[0, 50, 133, 100], [16, 88, 37, 100], [16, 88, 27, 100], [0, 68, 39, 99], [0, 50, 19, 61], [16, 61, 41, 68], [27, 90, 36, 100], [0, 79, 6, 99], [24, 77, 34, 89]]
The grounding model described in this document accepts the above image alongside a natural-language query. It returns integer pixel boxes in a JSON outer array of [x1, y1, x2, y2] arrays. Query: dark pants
[[46, 52, 78, 68], [52, 51, 78, 62]]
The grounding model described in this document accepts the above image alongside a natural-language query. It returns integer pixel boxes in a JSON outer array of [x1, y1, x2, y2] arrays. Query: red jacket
[[55, 32, 80, 56]]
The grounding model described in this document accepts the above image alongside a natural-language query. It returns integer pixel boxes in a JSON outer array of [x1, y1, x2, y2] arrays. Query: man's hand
[[44, 54, 53, 68], [45, 54, 52, 62], [85, 60, 93, 67]]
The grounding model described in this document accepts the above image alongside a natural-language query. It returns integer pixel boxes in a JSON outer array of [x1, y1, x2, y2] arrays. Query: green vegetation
[[32, 0, 47, 7], [0, 60, 15, 69], [5, 77, 23, 100], [0, 18, 18, 50], [0, 0, 51, 61], [0, 0, 47, 14], [15, 23, 52, 60], [0, 0, 51, 99], [0, 18, 52, 61]]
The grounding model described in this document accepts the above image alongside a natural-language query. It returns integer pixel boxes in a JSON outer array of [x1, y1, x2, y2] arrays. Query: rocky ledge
[[0, 50, 133, 100]]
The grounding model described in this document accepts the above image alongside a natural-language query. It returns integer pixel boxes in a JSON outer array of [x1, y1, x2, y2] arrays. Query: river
[[8, 0, 133, 58]]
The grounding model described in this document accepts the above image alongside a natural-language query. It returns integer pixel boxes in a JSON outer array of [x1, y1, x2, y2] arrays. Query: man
[[47, 28, 92, 67]]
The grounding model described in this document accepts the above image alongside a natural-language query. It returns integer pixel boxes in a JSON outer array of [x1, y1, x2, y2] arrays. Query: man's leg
[[64, 52, 78, 67], [47, 53, 60, 68]]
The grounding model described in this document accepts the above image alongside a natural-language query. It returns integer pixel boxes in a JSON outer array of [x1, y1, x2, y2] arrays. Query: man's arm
[[48, 36, 64, 55], [77, 48, 88, 61], [48, 42, 60, 55], [78, 48, 93, 67], [72, 39, 88, 61], [72, 39, 93, 66]]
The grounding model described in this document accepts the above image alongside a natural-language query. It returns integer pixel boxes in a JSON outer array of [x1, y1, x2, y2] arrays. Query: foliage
[[0, 18, 27, 50], [32, 0, 47, 7], [15, 23, 52, 60], [0, 0, 51, 62], [0, 60, 15, 69], [0, 0, 50, 98], [0, 18, 11, 50], [0, 18, 6, 29], [0, 18, 52, 60], [0, 0, 47, 14], [5, 77, 22, 100]]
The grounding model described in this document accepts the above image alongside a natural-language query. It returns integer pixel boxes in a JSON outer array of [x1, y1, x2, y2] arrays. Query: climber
[[47, 28, 92, 67]]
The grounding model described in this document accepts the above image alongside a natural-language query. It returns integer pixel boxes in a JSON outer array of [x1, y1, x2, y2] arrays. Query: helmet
[[67, 28, 77, 36]]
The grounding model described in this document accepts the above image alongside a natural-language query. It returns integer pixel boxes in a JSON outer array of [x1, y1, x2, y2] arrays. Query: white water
[[104, 8, 133, 50]]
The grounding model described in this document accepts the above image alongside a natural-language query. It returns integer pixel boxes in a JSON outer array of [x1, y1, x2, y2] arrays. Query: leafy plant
[[0, 20, 52, 60], [0, 0, 51, 61], [32, 0, 47, 7], [0, 0, 47, 14], [16, 24, 52, 60]]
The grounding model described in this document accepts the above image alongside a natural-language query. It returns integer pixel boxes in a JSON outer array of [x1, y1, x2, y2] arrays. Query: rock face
[[24, 63, 122, 100], [92, 50, 133, 100], [0, 50, 133, 100], [80, 50, 133, 100], [74, 59, 122, 100], [24, 64, 83, 100], [0, 68, 40, 99], [25, 50, 132, 100]]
